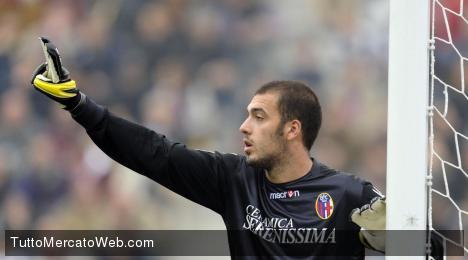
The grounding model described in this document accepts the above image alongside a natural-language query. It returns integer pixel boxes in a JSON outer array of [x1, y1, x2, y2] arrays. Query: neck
[[265, 148, 313, 184]]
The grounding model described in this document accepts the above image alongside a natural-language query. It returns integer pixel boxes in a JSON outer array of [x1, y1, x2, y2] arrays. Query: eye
[[255, 115, 264, 120]]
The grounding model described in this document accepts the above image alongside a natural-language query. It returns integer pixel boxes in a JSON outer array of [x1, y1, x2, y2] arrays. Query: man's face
[[239, 92, 287, 170]]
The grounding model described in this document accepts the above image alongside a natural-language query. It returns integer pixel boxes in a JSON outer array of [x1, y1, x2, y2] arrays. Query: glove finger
[[353, 209, 381, 229], [370, 196, 386, 205], [360, 204, 371, 213], [370, 198, 386, 213], [349, 208, 360, 221], [33, 76, 77, 99], [351, 205, 371, 224], [39, 36, 51, 44], [39, 37, 61, 83], [59, 66, 71, 82], [350, 208, 361, 219], [44, 41, 64, 79], [31, 63, 47, 84], [351, 211, 366, 227], [370, 196, 380, 205], [360, 207, 376, 219], [352, 198, 387, 230]]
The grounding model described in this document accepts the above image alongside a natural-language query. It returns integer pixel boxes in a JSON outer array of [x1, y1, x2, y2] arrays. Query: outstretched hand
[[351, 196, 386, 252], [31, 37, 84, 111]]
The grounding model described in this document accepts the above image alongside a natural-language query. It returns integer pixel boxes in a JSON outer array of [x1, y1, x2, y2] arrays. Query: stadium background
[[0, 0, 466, 255]]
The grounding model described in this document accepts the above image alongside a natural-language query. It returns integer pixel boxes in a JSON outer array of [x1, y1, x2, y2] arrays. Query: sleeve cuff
[[70, 95, 107, 131]]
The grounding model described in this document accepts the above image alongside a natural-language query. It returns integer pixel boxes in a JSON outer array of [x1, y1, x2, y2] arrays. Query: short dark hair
[[255, 80, 322, 151]]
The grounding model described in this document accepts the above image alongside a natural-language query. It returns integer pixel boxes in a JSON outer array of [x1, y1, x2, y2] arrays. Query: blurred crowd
[[0, 0, 466, 258]]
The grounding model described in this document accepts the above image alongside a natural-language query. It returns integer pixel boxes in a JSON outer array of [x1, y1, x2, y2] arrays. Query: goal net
[[428, 0, 468, 257], [387, 0, 467, 258]]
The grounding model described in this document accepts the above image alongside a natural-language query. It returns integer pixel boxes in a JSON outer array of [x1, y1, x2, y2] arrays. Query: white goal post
[[386, 0, 430, 258]]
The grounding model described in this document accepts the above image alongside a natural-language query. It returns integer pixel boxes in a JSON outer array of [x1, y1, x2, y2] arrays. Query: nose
[[239, 118, 250, 135]]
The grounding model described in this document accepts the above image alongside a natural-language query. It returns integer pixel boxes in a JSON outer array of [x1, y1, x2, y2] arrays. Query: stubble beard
[[246, 127, 286, 171], [246, 152, 280, 171]]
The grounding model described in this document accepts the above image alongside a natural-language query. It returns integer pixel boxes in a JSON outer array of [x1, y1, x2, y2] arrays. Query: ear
[[285, 119, 302, 141]]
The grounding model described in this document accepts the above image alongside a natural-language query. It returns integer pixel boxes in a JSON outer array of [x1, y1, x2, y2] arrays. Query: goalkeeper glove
[[350, 196, 386, 252], [31, 37, 85, 111]]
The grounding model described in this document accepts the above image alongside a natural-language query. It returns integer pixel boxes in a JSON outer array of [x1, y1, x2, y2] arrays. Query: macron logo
[[269, 190, 300, 200]]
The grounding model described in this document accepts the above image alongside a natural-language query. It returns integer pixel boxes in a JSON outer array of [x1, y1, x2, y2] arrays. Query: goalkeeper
[[32, 37, 442, 258]]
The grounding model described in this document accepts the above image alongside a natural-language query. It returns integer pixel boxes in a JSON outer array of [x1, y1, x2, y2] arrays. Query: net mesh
[[429, 0, 468, 257]]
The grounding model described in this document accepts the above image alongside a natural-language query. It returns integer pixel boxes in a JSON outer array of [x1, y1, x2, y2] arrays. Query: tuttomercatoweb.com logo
[[9, 235, 155, 249], [5, 230, 231, 256]]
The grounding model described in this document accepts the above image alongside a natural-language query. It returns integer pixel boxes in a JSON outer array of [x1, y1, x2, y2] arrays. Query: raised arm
[[31, 37, 240, 214]]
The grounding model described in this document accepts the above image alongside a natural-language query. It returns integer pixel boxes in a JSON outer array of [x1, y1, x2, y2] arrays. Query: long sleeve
[[71, 96, 241, 214]]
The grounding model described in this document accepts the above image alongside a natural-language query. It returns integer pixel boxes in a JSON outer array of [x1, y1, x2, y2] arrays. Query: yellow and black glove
[[31, 37, 84, 111]]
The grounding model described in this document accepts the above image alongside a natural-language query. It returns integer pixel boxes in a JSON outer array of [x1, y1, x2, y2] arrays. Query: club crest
[[315, 193, 334, 220]]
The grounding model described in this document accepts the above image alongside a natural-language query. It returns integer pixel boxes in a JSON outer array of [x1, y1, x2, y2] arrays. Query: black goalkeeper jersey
[[71, 97, 382, 259]]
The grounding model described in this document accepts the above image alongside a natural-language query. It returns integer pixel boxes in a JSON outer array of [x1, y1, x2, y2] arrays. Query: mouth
[[243, 139, 253, 153]]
